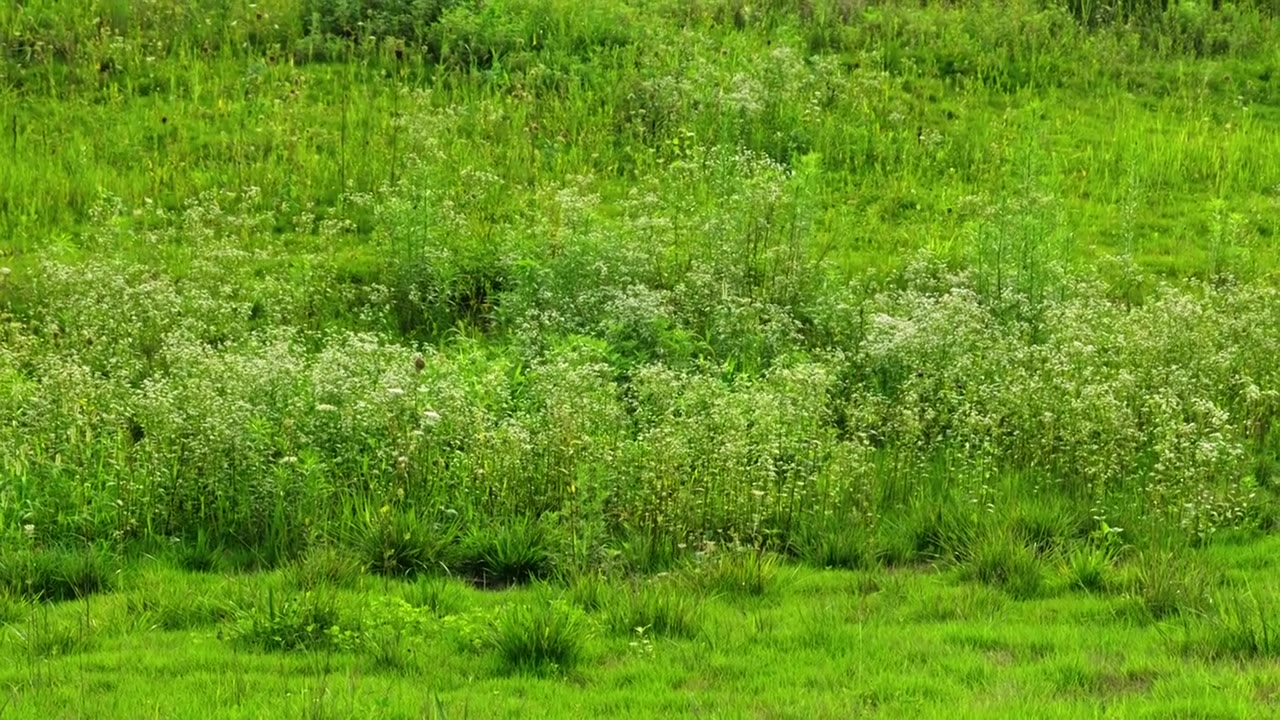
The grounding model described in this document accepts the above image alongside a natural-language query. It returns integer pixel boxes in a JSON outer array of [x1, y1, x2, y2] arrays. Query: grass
[[3, 0, 1280, 714], [1, 541, 1280, 716]]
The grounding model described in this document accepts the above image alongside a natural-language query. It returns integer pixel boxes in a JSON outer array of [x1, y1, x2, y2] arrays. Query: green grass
[[1, 540, 1280, 716], [4, 0, 1280, 714]]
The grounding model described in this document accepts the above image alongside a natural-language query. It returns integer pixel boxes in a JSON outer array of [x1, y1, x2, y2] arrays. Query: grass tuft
[[401, 575, 467, 617], [0, 545, 119, 603], [964, 529, 1045, 600], [692, 547, 782, 598], [347, 506, 453, 579], [487, 600, 589, 676], [289, 545, 365, 590], [605, 582, 702, 639], [460, 517, 556, 588], [229, 589, 359, 653]]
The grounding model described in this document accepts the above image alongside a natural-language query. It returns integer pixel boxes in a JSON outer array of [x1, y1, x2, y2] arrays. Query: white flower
[[422, 409, 441, 425], [387, 387, 405, 397], [0, 267, 10, 277], [22, 524, 36, 539], [316, 403, 337, 413]]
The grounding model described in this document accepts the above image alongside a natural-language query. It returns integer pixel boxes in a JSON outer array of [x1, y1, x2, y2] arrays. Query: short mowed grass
[[4, 0, 1280, 716]]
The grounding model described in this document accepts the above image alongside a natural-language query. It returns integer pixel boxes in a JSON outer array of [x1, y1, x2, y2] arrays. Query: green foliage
[[1184, 587, 1280, 659], [1124, 549, 1216, 620], [289, 545, 365, 590], [604, 582, 702, 639], [487, 599, 589, 675], [460, 516, 558, 588], [347, 506, 455, 579], [7, 609, 98, 659], [0, 587, 28, 625], [401, 575, 467, 616], [964, 529, 1046, 600], [789, 516, 878, 571], [1065, 545, 1116, 594], [229, 589, 360, 653], [691, 547, 782, 598], [0, 545, 119, 603]]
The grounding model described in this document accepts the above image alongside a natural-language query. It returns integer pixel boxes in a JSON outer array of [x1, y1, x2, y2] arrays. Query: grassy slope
[[5, 0, 1280, 716]]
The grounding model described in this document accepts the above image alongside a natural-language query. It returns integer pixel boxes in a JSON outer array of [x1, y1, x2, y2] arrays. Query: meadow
[[3, 0, 1280, 716]]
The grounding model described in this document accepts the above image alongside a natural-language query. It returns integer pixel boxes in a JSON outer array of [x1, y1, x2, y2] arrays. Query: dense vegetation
[[2, 0, 1280, 716]]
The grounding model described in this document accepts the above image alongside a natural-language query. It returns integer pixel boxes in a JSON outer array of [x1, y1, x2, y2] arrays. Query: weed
[[0, 588, 29, 624], [1064, 545, 1116, 594], [1123, 549, 1216, 621], [1183, 587, 1280, 659], [8, 608, 97, 659], [789, 517, 878, 571], [346, 506, 453, 579], [692, 547, 782, 598]]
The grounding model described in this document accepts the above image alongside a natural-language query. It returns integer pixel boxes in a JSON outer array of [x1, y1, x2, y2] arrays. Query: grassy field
[[4, 0, 1280, 716]]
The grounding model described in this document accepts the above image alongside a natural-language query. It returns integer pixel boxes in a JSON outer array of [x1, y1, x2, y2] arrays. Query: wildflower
[[387, 387, 405, 397], [316, 404, 337, 413], [22, 524, 35, 539], [423, 409, 441, 425]]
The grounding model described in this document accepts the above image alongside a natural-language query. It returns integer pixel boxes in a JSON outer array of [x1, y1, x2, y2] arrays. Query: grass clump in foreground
[[487, 599, 591, 676], [3, 0, 1280, 714]]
